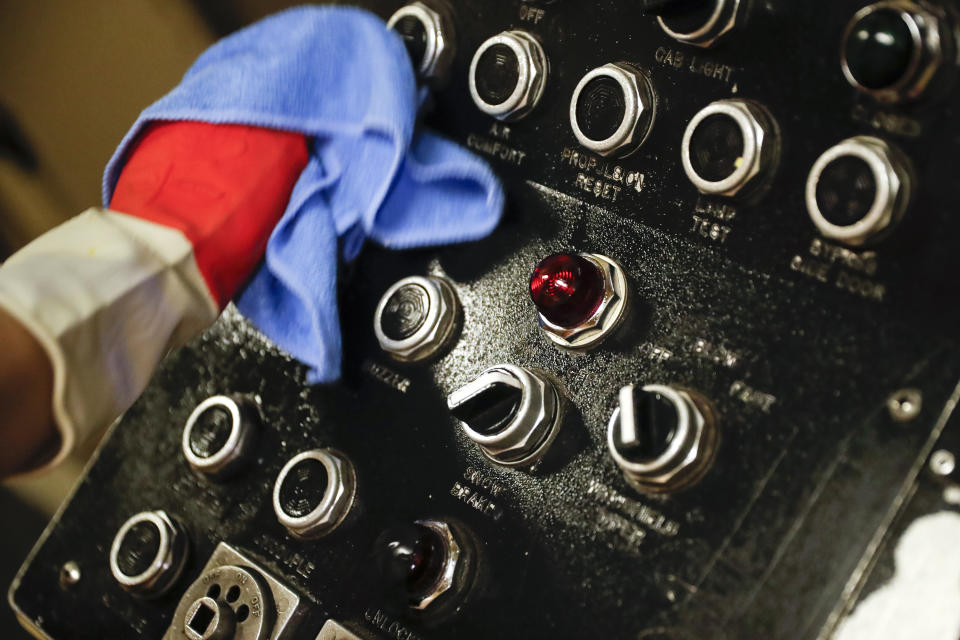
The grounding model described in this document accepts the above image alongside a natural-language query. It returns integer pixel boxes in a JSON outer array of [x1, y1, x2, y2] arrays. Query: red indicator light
[[530, 253, 605, 328]]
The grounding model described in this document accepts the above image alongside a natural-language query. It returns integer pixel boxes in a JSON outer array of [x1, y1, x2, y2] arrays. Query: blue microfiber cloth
[[102, 6, 504, 383]]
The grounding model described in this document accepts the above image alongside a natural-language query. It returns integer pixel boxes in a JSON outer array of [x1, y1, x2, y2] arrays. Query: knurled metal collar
[[681, 99, 779, 197], [109, 510, 188, 598], [273, 448, 357, 540], [374, 275, 460, 362], [805, 135, 912, 247], [469, 30, 548, 121], [569, 63, 656, 158]]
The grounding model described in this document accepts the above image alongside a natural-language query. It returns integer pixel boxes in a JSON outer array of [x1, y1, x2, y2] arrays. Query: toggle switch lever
[[448, 364, 562, 468]]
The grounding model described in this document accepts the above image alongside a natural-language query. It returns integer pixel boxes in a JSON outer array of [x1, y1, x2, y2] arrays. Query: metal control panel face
[[10, 1, 960, 640]]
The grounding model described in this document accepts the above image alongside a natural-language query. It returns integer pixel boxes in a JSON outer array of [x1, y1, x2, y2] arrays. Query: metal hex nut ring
[[273, 449, 357, 540], [681, 99, 780, 198], [374, 276, 460, 362], [386, 1, 456, 82], [538, 254, 629, 351], [570, 63, 656, 158], [469, 30, 548, 121], [658, 0, 741, 49], [841, 0, 944, 103], [410, 520, 461, 610], [449, 364, 562, 468], [607, 386, 718, 493]]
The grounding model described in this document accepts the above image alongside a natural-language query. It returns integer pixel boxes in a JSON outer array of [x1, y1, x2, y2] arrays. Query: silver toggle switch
[[607, 385, 718, 493], [182, 395, 258, 479], [447, 364, 562, 468], [273, 449, 357, 540], [374, 275, 461, 362], [806, 136, 914, 247], [387, 0, 456, 83], [109, 510, 189, 598], [469, 30, 548, 121]]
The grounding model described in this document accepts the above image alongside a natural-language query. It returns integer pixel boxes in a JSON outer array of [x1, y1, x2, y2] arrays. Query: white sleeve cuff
[[0, 208, 219, 471]]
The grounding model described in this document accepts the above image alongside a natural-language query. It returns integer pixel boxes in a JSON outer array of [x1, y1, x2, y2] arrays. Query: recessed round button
[[475, 44, 521, 106], [380, 283, 430, 341], [570, 63, 656, 158], [681, 99, 780, 198], [575, 76, 627, 141], [806, 136, 913, 246], [607, 385, 718, 493], [182, 395, 258, 479], [273, 449, 357, 539], [469, 30, 548, 121], [657, 0, 741, 48], [374, 275, 461, 362], [109, 510, 189, 598], [842, 1, 949, 103], [387, 1, 456, 83]]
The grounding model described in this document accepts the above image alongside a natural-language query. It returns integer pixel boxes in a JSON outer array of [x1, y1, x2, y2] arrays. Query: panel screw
[[929, 449, 956, 477], [887, 388, 922, 422], [59, 561, 81, 588]]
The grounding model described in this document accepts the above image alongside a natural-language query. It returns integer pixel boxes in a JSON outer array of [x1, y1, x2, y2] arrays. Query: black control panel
[[10, 1, 960, 639]]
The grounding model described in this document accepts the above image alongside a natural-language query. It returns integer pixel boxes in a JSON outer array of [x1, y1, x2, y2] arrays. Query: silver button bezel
[[657, 0, 741, 48], [109, 510, 187, 597], [374, 275, 459, 362], [386, 1, 456, 82], [681, 99, 778, 197], [273, 448, 357, 540], [569, 63, 654, 158], [840, 0, 943, 103], [181, 395, 251, 477], [805, 136, 911, 247], [468, 30, 548, 121]]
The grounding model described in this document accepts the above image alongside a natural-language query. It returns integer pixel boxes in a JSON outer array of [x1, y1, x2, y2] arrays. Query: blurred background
[[0, 1, 304, 636]]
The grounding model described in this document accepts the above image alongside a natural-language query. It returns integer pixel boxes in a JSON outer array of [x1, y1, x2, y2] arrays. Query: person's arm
[[0, 122, 308, 478], [0, 306, 56, 476]]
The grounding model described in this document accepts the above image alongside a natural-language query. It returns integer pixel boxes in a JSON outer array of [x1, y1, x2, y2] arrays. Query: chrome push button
[[469, 30, 548, 121], [842, 1, 950, 103], [681, 99, 780, 198], [806, 136, 913, 246], [182, 395, 258, 479], [273, 449, 357, 540], [387, 1, 456, 83], [570, 63, 656, 158], [110, 510, 189, 598], [656, 0, 742, 48], [374, 275, 460, 362]]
